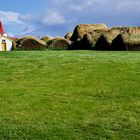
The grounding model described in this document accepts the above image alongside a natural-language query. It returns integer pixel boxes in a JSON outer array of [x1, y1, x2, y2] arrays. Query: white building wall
[[0, 36, 13, 51]]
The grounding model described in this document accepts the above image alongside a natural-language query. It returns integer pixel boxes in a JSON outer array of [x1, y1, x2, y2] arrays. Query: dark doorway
[[111, 35, 126, 51], [95, 35, 110, 50]]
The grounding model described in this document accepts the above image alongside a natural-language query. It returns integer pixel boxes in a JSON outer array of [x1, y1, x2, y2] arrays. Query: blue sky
[[0, 0, 140, 37]]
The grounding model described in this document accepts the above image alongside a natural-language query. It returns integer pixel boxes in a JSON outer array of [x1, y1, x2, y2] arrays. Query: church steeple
[[0, 21, 5, 34], [0, 21, 7, 37]]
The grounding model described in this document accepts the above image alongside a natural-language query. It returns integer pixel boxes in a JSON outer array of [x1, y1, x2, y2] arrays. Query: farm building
[[95, 28, 123, 50], [81, 29, 107, 50], [0, 21, 13, 51], [70, 24, 108, 42], [112, 32, 140, 51], [112, 27, 140, 51]]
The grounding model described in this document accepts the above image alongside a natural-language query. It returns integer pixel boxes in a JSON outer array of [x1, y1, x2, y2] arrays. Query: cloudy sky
[[0, 0, 140, 37]]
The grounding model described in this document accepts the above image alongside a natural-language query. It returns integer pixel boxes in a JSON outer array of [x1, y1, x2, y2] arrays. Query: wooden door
[[1, 40, 6, 51]]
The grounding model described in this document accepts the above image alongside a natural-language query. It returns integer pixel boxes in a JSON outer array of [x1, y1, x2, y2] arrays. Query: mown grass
[[0, 51, 140, 140]]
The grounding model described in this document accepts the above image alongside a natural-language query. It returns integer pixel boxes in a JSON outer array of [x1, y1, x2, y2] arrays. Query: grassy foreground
[[0, 51, 140, 140]]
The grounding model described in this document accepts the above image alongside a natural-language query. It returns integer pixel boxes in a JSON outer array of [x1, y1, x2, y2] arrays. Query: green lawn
[[0, 51, 140, 140]]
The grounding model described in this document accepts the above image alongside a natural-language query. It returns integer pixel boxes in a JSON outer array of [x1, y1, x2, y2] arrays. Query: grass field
[[0, 51, 140, 140]]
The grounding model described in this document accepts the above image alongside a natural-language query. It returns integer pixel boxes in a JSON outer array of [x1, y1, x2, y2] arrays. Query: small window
[[2, 40, 6, 43]]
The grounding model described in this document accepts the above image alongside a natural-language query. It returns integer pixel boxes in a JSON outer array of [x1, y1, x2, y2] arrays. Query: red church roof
[[0, 21, 5, 34]]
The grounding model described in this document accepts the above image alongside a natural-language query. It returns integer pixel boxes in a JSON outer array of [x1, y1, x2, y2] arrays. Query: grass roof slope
[[13, 36, 47, 50], [70, 24, 108, 42], [112, 27, 140, 51], [47, 37, 72, 50]]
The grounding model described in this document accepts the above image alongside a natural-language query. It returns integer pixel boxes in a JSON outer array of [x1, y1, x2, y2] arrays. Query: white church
[[0, 21, 13, 51]]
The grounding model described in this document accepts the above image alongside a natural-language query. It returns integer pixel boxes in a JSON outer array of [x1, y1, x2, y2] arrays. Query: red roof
[[0, 21, 5, 34]]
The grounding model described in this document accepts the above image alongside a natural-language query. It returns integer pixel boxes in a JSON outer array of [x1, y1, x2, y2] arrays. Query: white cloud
[[0, 11, 38, 35], [116, 1, 140, 12], [0, 11, 22, 24], [19, 14, 36, 22], [69, 0, 95, 12], [41, 11, 66, 25], [21, 25, 36, 35]]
